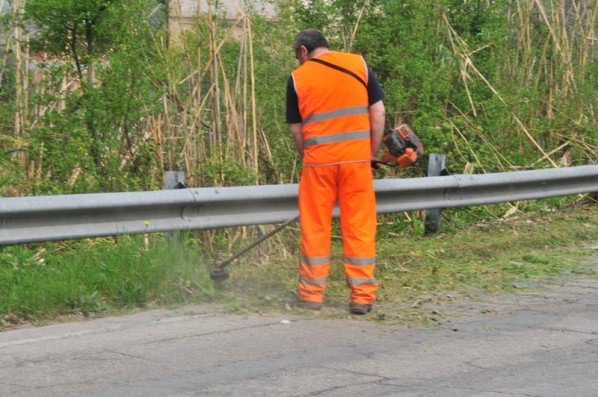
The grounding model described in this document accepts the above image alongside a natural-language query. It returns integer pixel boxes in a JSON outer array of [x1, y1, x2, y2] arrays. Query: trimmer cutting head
[[209, 268, 230, 281]]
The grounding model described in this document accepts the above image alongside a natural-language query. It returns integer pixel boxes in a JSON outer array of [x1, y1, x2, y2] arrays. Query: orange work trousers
[[297, 161, 377, 305]]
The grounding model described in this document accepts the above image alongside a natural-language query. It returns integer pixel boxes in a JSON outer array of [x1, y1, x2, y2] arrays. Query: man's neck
[[309, 47, 330, 60]]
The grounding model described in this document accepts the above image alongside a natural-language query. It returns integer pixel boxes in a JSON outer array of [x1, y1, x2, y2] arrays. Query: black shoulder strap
[[308, 58, 368, 89]]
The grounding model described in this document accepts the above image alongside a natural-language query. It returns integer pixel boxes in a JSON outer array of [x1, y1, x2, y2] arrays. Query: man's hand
[[289, 123, 304, 156]]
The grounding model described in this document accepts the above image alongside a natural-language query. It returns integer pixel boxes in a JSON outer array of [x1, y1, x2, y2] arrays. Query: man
[[286, 29, 386, 315]]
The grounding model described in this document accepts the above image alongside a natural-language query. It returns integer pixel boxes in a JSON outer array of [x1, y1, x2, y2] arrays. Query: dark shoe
[[292, 295, 322, 311], [350, 303, 373, 315]]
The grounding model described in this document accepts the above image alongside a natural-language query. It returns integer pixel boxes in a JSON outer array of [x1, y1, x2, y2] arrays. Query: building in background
[[168, 0, 276, 43], [1, 0, 17, 47]]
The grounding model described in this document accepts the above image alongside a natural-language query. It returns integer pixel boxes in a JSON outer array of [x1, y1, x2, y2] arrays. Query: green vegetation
[[0, 1, 596, 326], [0, 235, 215, 325], [1, 0, 595, 193]]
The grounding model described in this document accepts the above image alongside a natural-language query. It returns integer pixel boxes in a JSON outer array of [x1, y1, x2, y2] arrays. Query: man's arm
[[365, 65, 385, 161], [286, 75, 303, 156], [290, 123, 304, 156], [369, 99, 385, 160]]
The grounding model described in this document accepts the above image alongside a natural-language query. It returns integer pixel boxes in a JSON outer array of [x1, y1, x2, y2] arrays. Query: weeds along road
[[1, 265, 597, 397]]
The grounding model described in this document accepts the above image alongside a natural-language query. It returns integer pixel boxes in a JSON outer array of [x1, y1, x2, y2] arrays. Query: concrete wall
[[0, 0, 10, 15], [168, 0, 276, 43], [0, 0, 13, 46]]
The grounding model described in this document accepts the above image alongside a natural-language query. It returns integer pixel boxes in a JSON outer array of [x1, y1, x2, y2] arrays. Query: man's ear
[[301, 45, 309, 58]]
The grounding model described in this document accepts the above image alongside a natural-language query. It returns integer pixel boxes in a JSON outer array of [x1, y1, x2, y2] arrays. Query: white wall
[[170, 0, 276, 20], [168, 0, 277, 44]]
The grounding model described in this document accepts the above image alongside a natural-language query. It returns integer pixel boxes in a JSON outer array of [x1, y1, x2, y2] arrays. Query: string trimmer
[[209, 124, 424, 282]]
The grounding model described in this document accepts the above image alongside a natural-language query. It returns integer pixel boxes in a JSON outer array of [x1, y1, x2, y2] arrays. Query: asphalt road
[[1, 277, 597, 397]]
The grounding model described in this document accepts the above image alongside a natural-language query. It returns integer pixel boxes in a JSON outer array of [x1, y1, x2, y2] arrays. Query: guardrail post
[[424, 153, 446, 235], [164, 171, 186, 190], [593, 147, 598, 201], [164, 171, 186, 241]]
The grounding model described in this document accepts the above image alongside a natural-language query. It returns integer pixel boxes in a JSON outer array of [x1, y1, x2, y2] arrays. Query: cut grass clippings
[[225, 204, 598, 321], [0, 204, 597, 328]]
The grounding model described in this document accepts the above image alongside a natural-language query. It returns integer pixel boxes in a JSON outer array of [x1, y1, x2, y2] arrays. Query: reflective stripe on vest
[[303, 130, 370, 148], [302, 106, 369, 126], [344, 256, 376, 266], [301, 255, 329, 266]]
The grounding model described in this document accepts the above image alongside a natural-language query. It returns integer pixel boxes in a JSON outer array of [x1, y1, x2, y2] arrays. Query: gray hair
[[292, 29, 329, 53]]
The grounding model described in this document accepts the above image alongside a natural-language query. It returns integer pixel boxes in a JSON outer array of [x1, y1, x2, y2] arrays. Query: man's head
[[293, 29, 329, 65]]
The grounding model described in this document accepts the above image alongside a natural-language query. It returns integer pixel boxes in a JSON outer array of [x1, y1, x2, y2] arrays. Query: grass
[[0, 203, 597, 328], [0, 235, 216, 327]]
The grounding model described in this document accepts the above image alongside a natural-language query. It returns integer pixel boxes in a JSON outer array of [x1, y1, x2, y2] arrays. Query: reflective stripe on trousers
[[344, 256, 376, 266], [346, 277, 377, 286], [297, 161, 377, 305], [301, 255, 330, 266], [299, 276, 329, 285]]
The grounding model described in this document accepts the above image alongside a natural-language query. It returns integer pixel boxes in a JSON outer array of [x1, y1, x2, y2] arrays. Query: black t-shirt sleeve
[[286, 76, 302, 124], [367, 66, 385, 106]]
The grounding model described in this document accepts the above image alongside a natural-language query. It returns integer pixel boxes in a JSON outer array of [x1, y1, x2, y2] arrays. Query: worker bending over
[[286, 29, 386, 315]]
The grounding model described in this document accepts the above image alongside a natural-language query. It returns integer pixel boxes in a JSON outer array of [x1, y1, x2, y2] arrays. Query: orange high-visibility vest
[[291, 52, 371, 166]]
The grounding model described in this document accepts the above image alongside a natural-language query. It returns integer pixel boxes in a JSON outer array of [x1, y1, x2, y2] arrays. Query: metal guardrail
[[0, 165, 597, 246]]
